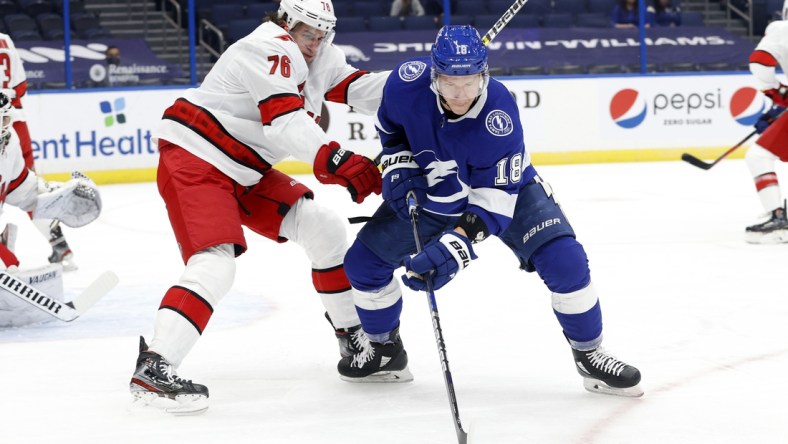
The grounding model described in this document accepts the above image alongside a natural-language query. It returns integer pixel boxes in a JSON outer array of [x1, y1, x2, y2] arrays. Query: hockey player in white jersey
[[0, 32, 78, 269], [744, 2, 788, 243], [0, 92, 103, 327], [129, 0, 388, 413]]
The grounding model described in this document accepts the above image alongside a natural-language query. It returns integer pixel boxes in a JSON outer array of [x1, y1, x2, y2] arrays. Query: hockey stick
[[0, 270, 119, 322], [680, 129, 758, 170], [407, 191, 469, 444], [481, 0, 529, 45]]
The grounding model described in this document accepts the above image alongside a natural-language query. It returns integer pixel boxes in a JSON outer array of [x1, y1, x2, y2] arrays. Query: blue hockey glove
[[380, 145, 428, 220], [755, 105, 785, 134], [402, 231, 477, 292]]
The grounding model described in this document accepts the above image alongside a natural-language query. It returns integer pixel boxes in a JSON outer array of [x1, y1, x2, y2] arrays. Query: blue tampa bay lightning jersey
[[376, 57, 538, 236]]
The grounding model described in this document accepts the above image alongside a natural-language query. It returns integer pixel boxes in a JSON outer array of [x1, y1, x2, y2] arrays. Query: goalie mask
[[278, 0, 337, 46], [430, 25, 490, 101], [0, 92, 11, 153]]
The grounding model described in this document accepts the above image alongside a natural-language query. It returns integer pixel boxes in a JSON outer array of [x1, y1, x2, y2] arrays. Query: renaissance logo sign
[[729, 87, 765, 126], [610, 89, 647, 129]]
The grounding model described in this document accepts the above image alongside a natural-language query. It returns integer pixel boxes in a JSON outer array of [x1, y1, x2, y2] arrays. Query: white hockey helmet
[[783, 0, 788, 20], [0, 92, 12, 151], [278, 0, 337, 42]]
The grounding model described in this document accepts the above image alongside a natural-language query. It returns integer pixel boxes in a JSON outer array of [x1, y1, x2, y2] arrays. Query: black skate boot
[[325, 312, 371, 358], [47, 221, 77, 271], [572, 346, 643, 397], [129, 336, 209, 414], [745, 202, 788, 244], [338, 326, 413, 383]]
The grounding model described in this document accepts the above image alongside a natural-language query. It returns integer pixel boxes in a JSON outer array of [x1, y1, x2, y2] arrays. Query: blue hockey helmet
[[431, 25, 488, 76]]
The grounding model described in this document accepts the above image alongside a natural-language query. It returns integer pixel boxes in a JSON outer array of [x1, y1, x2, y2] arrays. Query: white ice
[[1, 159, 787, 444]]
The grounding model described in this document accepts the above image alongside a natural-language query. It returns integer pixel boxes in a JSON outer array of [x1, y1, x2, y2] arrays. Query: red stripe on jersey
[[754, 172, 779, 191], [6, 167, 29, 194], [159, 286, 214, 334], [312, 265, 352, 294], [0, 243, 19, 268], [258, 93, 304, 125], [276, 34, 294, 42], [749, 50, 778, 67], [325, 71, 368, 104], [0, 40, 7, 49], [298, 81, 305, 93], [11, 81, 27, 108], [163, 98, 271, 174]]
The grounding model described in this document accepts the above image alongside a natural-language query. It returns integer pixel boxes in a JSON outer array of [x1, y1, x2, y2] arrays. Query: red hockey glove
[[764, 84, 788, 107], [314, 141, 382, 203]]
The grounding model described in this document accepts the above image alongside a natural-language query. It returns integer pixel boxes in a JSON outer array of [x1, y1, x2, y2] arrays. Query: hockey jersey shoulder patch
[[485, 110, 514, 136], [398, 61, 427, 82]]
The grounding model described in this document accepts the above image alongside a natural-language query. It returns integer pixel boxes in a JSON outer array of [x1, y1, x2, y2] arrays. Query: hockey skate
[[572, 346, 643, 397], [47, 222, 77, 271], [338, 326, 413, 383], [745, 203, 788, 244], [325, 312, 371, 358], [129, 336, 209, 415]]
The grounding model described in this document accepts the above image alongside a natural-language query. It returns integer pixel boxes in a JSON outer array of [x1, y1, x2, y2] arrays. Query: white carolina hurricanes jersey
[[0, 135, 37, 215], [0, 33, 28, 123], [750, 21, 788, 91], [154, 21, 388, 186]]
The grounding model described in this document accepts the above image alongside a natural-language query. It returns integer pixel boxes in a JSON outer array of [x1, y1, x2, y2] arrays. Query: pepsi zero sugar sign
[[334, 27, 754, 71], [602, 81, 767, 140]]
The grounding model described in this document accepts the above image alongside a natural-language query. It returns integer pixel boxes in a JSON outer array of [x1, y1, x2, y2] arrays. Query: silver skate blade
[[130, 391, 209, 415], [745, 230, 788, 244], [582, 378, 644, 397], [339, 367, 414, 383], [166, 394, 209, 416]]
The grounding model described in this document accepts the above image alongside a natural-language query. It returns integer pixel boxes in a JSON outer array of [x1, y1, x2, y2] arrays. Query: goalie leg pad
[[0, 263, 64, 327]]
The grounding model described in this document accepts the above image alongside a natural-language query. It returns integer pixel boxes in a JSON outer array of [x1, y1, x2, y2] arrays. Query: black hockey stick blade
[[680, 153, 714, 170], [681, 128, 759, 171]]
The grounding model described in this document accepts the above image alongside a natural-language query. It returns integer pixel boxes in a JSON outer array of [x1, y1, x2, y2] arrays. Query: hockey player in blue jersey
[[338, 25, 643, 397]]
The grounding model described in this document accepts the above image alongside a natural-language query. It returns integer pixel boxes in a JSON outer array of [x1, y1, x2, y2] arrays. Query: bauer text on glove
[[402, 231, 477, 291], [380, 144, 427, 220]]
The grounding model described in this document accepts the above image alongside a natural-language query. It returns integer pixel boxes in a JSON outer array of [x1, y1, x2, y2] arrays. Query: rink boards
[[24, 72, 771, 184]]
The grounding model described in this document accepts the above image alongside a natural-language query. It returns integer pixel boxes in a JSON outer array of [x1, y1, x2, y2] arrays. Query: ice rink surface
[[1, 159, 786, 444]]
